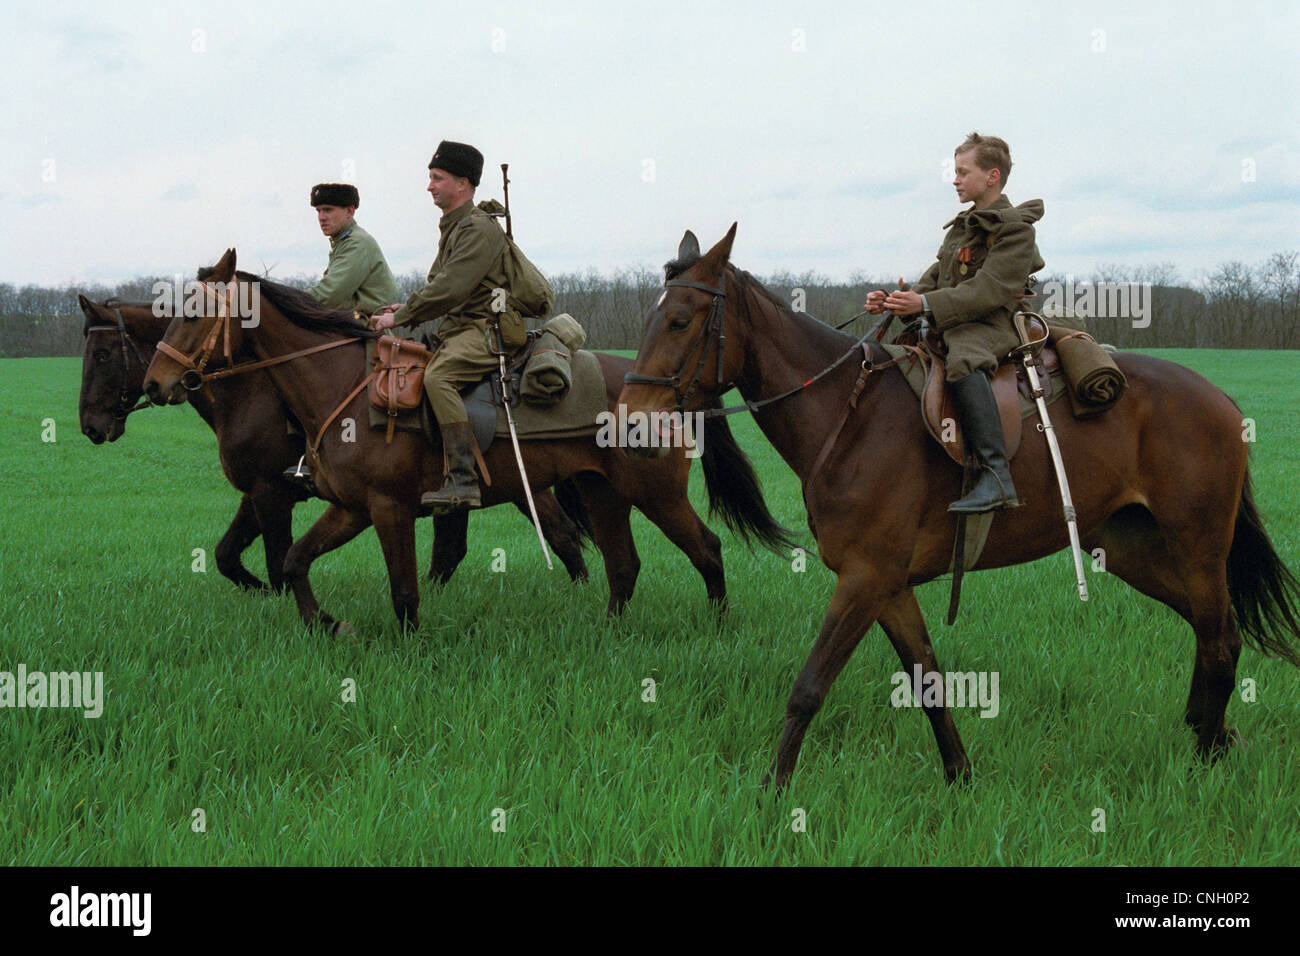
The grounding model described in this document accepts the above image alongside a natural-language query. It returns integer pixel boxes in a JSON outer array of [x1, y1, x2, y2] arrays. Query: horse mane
[[731, 267, 855, 346], [663, 252, 700, 281], [194, 266, 380, 338]]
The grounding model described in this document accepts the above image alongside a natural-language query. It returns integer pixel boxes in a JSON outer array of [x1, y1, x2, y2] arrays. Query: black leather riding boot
[[420, 421, 482, 514], [948, 372, 1020, 513]]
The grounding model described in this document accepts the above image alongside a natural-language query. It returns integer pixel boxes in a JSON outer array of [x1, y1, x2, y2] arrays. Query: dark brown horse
[[619, 225, 1300, 788], [143, 250, 789, 632], [78, 295, 591, 591]]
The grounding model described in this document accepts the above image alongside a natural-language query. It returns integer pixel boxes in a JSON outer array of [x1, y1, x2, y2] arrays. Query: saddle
[[898, 313, 1057, 465], [367, 330, 540, 485]]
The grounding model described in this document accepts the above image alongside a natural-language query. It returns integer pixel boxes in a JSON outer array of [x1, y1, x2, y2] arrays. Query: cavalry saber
[[499, 351, 553, 570], [1020, 351, 1089, 602]]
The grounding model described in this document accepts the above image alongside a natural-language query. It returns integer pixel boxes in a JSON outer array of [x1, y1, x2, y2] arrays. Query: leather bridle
[[152, 282, 239, 390], [152, 280, 359, 391], [623, 273, 900, 422], [83, 299, 153, 422], [622, 278, 729, 412]]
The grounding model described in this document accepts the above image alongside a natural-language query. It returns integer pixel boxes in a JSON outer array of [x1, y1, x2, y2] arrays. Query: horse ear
[[77, 293, 94, 314], [698, 222, 738, 274], [211, 248, 237, 282], [677, 230, 700, 263]]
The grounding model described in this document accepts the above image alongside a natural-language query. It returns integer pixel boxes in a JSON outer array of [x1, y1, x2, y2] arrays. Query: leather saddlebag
[[370, 334, 433, 443]]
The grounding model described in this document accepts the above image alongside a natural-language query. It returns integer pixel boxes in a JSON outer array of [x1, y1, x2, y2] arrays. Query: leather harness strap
[[310, 371, 377, 465], [808, 343, 909, 482], [202, 338, 360, 382]]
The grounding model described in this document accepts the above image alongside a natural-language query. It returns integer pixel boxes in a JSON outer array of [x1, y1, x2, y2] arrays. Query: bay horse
[[618, 225, 1300, 788], [143, 249, 789, 632], [78, 294, 591, 591]]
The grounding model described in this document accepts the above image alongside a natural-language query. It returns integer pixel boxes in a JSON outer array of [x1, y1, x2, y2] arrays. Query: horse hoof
[[332, 620, 358, 641], [945, 759, 974, 786]]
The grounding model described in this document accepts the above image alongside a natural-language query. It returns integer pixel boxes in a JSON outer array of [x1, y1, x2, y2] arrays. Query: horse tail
[[553, 477, 594, 547], [700, 413, 798, 554], [1227, 467, 1300, 667]]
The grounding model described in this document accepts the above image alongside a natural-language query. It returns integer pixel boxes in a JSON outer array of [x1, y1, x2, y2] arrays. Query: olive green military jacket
[[913, 195, 1045, 331], [396, 200, 509, 335], [307, 221, 399, 315]]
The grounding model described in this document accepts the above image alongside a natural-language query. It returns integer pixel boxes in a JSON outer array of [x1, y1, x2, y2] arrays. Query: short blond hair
[[956, 132, 1012, 185]]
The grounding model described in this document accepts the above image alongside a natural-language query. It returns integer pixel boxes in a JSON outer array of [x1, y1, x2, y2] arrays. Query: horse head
[[143, 248, 250, 406], [79, 293, 154, 443], [618, 224, 741, 457]]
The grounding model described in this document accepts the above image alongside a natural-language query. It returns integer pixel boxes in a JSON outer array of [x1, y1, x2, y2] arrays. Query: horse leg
[[635, 495, 726, 610], [877, 588, 972, 783], [520, 491, 590, 584], [214, 494, 269, 591], [428, 511, 469, 585], [250, 482, 299, 593], [571, 472, 640, 615], [1084, 506, 1242, 756], [763, 568, 887, 792], [370, 496, 420, 631], [283, 503, 372, 634]]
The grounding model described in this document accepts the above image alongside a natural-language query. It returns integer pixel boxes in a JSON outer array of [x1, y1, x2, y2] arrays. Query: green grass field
[[1, 350, 1298, 865]]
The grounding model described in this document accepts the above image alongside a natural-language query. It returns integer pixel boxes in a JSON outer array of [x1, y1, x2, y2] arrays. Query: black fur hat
[[310, 183, 359, 208], [428, 141, 483, 187]]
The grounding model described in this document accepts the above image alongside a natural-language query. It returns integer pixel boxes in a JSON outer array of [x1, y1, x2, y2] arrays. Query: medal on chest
[[957, 246, 972, 276]]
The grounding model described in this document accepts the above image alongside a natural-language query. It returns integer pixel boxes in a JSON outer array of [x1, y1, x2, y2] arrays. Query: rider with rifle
[[372, 141, 545, 515]]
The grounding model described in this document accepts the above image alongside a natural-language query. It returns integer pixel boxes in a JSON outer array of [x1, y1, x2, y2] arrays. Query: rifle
[[489, 161, 551, 569]]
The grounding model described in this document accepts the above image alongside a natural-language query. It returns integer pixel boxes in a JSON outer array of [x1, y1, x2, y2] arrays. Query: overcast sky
[[3, 0, 1296, 288]]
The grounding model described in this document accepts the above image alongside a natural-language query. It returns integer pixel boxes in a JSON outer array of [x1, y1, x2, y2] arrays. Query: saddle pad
[[493, 348, 607, 439]]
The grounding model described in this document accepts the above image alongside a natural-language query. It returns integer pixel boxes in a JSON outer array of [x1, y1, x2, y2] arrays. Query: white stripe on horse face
[[655, 290, 667, 309]]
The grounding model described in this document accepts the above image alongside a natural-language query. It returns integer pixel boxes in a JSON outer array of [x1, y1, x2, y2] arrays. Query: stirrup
[[283, 455, 316, 493]]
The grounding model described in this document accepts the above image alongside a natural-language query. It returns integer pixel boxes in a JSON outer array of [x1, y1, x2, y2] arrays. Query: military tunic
[[396, 200, 511, 425], [308, 221, 400, 314], [912, 195, 1045, 381]]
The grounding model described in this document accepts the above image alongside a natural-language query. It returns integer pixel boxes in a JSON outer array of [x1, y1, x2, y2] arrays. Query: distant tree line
[[3, 251, 1297, 357]]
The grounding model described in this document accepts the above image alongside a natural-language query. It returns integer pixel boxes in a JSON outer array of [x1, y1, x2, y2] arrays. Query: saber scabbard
[[1016, 316, 1088, 602], [497, 343, 553, 570]]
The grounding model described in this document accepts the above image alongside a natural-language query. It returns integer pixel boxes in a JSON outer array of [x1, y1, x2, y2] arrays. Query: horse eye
[[668, 311, 691, 331], [94, 350, 110, 363]]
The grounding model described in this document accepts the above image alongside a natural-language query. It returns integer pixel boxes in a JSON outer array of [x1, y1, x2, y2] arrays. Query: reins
[[625, 273, 908, 420]]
